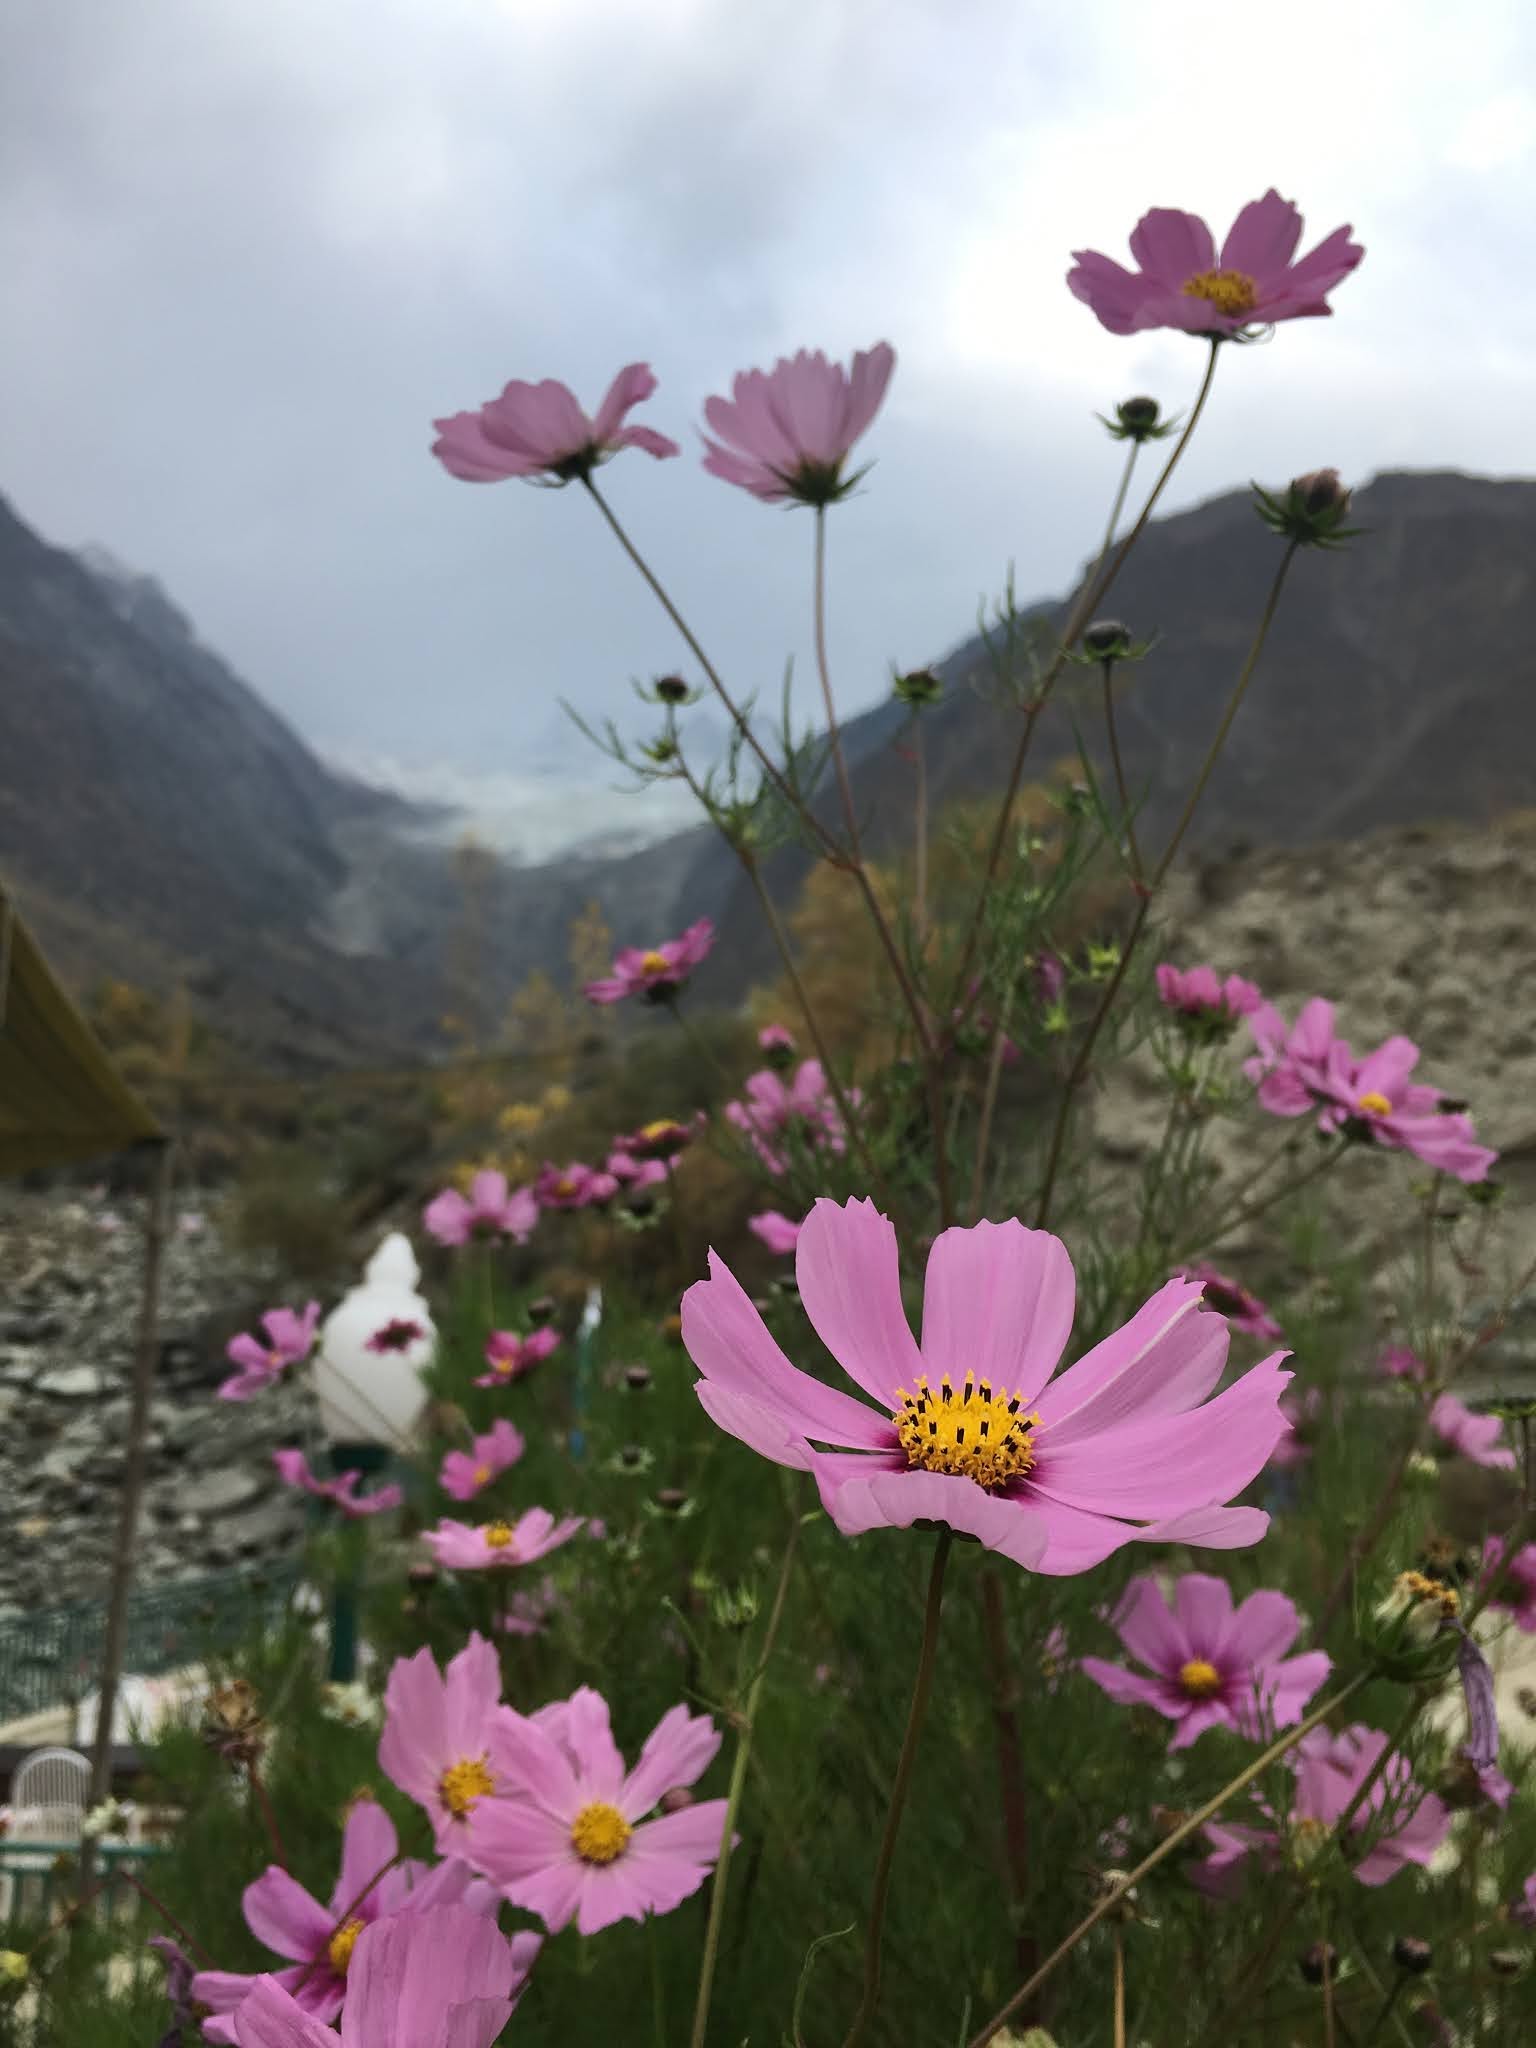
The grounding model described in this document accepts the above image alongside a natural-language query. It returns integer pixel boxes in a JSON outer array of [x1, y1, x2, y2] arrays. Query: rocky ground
[[0, 1189, 309, 1617]]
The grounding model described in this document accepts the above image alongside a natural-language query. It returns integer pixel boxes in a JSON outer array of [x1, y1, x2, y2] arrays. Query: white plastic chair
[[9, 1746, 90, 1843]]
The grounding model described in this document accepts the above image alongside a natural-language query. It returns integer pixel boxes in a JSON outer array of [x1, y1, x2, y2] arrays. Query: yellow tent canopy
[[0, 884, 163, 1173]]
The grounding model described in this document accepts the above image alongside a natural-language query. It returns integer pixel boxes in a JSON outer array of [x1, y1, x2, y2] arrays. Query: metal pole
[[81, 1138, 174, 1891]]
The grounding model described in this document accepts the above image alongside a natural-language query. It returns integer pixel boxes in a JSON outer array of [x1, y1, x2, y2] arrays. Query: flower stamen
[[570, 1800, 632, 1865], [1181, 267, 1258, 317], [439, 1755, 495, 1818], [482, 1521, 516, 1552], [327, 1917, 365, 1974], [1178, 1658, 1223, 1700], [893, 1374, 1040, 1489], [1357, 1090, 1392, 1116]]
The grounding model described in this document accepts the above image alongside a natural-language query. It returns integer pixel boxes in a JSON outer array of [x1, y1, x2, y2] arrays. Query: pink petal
[[795, 1198, 924, 1407], [231, 1979, 335, 2048], [612, 424, 682, 460], [620, 1706, 722, 1820], [842, 342, 896, 446], [1223, 1588, 1303, 1670], [1127, 207, 1217, 285], [918, 1219, 1075, 1403], [559, 1687, 626, 1802], [825, 1466, 1048, 1570], [241, 1868, 331, 1963], [1219, 189, 1303, 281], [1109, 1575, 1186, 1673], [1138, 1505, 1270, 1551], [341, 1908, 518, 2048], [1171, 1573, 1237, 1663], [1066, 250, 1155, 334], [589, 362, 658, 444], [683, 1253, 895, 1447], [331, 1799, 399, 1916], [1034, 1279, 1225, 1444], [1022, 1493, 1140, 1575], [1078, 1657, 1184, 1718]]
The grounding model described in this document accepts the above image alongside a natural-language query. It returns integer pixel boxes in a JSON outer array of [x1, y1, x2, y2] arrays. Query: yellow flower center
[[640, 951, 670, 975], [1178, 1658, 1223, 1699], [472, 1464, 492, 1487], [570, 1800, 632, 1865], [1289, 1815, 1331, 1868], [439, 1755, 495, 1817], [1396, 1569, 1461, 1620], [1181, 267, 1258, 317], [1357, 1090, 1392, 1117], [555, 1177, 576, 1197], [894, 1375, 1040, 1489], [482, 1521, 516, 1551], [641, 1119, 675, 1141], [327, 1918, 365, 1975]]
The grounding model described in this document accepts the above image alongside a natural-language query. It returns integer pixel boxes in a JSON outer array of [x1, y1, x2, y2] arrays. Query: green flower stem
[[687, 1504, 803, 2048], [964, 1671, 1370, 2048], [842, 1527, 955, 2048]]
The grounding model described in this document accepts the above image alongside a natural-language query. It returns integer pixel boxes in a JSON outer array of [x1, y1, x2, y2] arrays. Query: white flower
[[319, 1681, 380, 1729]]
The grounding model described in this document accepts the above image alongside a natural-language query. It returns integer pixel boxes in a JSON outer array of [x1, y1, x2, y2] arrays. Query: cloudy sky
[[3, 0, 1533, 841]]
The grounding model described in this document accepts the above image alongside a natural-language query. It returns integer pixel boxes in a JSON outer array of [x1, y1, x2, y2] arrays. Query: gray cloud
[[2, 0, 1534, 804]]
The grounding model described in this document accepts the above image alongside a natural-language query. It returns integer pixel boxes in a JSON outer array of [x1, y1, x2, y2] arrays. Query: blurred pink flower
[[226, 1905, 536, 2048], [440, 1420, 526, 1503], [585, 919, 715, 1004], [500, 1576, 562, 1639], [1081, 1574, 1329, 1751], [701, 344, 895, 505], [1267, 1387, 1325, 1471], [1431, 1394, 1516, 1470], [534, 1161, 619, 1210], [1515, 1873, 1536, 1926], [219, 1303, 320, 1402], [423, 1171, 537, 1247], [1178, 1266, 1281, 1341], [749, 1210, 803, 1256], [465, 1687, 728, 1934], [607, 1150, 669, 1191], [425, 1509, 585, 1572], [1378, 1345, 1427, 1381], [1191, 1724, 1449, 1894], [191, 1798, 500, 2041], [758, 1023, 795, 1053], [477, 1327, 561, 1388], [273, 1449, 403, 1520], [1156, 963, 1264, 1030], [380, 1636, 516, 1852], [1481, 1536, 1536, 1631], [725, 1061, 852, 1175], [433, 362, 679, 485], [682, 1197, 1289, 1575], [1069, 191, 1363, 338]]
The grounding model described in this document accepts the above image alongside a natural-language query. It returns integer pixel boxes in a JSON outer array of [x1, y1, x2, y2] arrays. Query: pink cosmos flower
[[701, 344, 896, 505], [1515, 1873, 1536, 1927], [1378, 1345, 1428, 1381], [424, 1508, 585, 1572], [1191, 1725, 1450, 1894], [191, 1799, 501, 2041], [758, 1024, 795, 1054], [1178, 1266, 1282, 1341], [1430, 1394, 1516, 1470], [423, 1170, 537, 1248], [465, 1687, 729, 1934], [607, 1150, 669, 1192], [534, 1160, 619, 1210], [1267, 1387, 1326, 1472], [477, 1326, 561, 1388], [1480, 1536, 1536, 1631], [219, 1303, 320, 1402], [432, 362, 679, 485], [1245, 1002, 1496, 1181], [1080, 1574, 1330, 1751], [725, 1061, 852, 1176], [380, 1636, 519, 1852], [749, 1210, 803, 1256], [584, 918, 715, 1004], [682, 1198, 1290, 1575], [440, 1419, 526, 1503], [1069, 191, 1363, 338], [615, 1117, 696, 1163], [500, 1576, 562, 1639], [227, 1906, 537, 2048], [273, 1449, 403, 1520], [1156, 964, 1264, 1031]]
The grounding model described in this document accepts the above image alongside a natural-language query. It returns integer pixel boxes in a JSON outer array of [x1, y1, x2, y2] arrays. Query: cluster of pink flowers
[[725, 1060, 853, 1176], [423, 1170, 537, 1249], [1431, 1393, 1515, 1470], [272, 1449, 404, 1520], [380, 1637, 729, 1935], [1156, 962, 1263, 1034], [219, 1303, 319, 1402], [1482, 1536, 1536, 1631], [1080, 1573, 1329, 1750], [584, 918, 714, 1004], [1245, 998, 1496, 1182]]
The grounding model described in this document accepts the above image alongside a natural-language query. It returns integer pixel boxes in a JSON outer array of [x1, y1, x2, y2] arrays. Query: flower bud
[[654, 1487, 690, 1514], [1083, 618, 1134, 661], [1391, 1936, 1433, 1974], [893, 667, 944, 707], [624, 1364, 653, 1392], [711, 1583, 761, 1631], [526, 1295, 557, 1327], [1294, 467, 1349, 515], [659, 1787, 695, 1814], [1299, 1943, 1340, 1987], [654, 674, 691, 704], [619, 1443, 647, 1469], [1364, 1569, 1463, 1682], [1099, 395, 1177, 443], [1253, 471, 1360, 549], [407, 1562, 438, 1588], [1489, 1949, 1526, 1979]]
